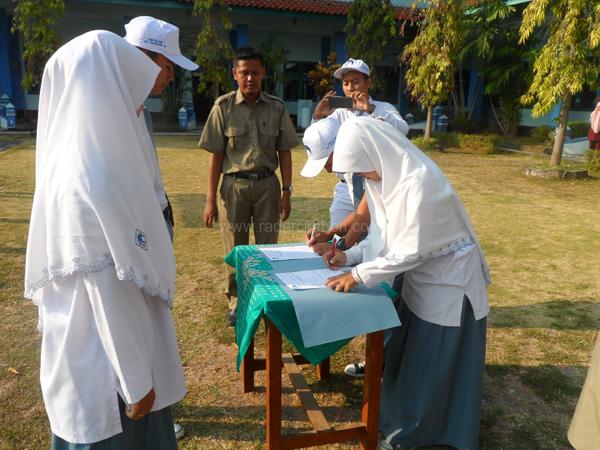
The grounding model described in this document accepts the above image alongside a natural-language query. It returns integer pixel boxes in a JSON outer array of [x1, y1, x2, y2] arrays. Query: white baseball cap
[[301, 117, 342, 178], [124, 16, 199, 71], [333, 58, 370, 79]]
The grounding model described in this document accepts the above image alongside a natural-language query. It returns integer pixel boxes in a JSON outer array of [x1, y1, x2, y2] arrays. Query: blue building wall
[[0, 8, 24, 108]]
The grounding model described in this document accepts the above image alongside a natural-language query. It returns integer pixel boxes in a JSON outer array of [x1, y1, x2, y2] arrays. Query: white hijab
[[333, 117, 490, 283], [25, 30, 176, 305]]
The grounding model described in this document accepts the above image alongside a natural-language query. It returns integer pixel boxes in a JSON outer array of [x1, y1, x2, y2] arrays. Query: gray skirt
[[380, 297, 487, 450], [51, 397, 177, 450]]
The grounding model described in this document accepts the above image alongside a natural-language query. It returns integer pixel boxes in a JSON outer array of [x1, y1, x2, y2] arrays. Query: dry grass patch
[[0, 137, 598, 449]]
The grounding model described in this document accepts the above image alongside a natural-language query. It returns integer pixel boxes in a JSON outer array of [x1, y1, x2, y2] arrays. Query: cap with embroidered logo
[[124, 16, 199, 71], [301, 117, 342, 178], [333, 58, 370, 80]]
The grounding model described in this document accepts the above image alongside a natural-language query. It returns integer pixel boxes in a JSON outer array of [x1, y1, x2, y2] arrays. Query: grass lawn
[[1, 135, 599, 449]]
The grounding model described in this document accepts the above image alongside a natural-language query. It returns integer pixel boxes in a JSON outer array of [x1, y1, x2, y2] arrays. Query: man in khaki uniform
[[200, 47, 299, 326]]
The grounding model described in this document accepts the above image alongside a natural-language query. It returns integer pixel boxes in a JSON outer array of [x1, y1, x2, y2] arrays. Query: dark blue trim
[[320, 37, 331, 62], [334, 31, 346, 63], [466, 64, 483, 121], [236, 24, 248, 49], [0, 9, 24, 109], [0, 9, 12, 100]]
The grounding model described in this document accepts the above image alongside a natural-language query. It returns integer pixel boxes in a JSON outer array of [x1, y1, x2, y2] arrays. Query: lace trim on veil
[[24, 253, 173, 307]]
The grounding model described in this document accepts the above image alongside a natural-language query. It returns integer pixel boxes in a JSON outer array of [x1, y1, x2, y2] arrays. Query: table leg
[[242, 338, 255, 393], [266, 319, 282, 450], [360, 331, 384, 450], [317, 357, 330, 381]]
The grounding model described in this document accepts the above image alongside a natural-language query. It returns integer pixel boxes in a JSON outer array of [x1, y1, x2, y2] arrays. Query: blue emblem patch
[[143, 38, 167, 48], [135, 229, 148, 251]]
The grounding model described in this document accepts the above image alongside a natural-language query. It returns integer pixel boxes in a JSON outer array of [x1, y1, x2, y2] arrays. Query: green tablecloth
[[225, 244, 396, 370]]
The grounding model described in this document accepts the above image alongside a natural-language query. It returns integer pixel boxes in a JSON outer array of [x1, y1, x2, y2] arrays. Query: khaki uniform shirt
[[199, 90, 299, 174]]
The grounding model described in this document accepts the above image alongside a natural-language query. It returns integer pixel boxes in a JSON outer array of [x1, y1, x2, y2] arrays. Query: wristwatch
[[335, 237, 347, 251], [282, 185, 293, 193]]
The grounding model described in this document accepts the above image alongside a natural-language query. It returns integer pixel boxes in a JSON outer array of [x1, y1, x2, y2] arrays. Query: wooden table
[[242, 318, 384, 450]]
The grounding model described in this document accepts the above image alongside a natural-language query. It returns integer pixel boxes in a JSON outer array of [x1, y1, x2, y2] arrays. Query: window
[[283, 62, 317, 101], [572, 87, 597, 111]]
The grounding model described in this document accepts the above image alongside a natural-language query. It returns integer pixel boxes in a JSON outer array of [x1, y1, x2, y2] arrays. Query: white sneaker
[[174, 422, 185, 440], [344, 362, 366, 377], [378, 439, 393, 450]]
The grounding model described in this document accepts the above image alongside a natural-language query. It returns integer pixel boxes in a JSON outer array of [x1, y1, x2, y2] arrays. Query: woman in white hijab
[[24, 30, 185, 449], [326, 117, 490, 450]]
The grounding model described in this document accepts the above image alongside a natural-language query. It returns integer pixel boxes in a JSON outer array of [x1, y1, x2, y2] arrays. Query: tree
[[308, 52, 341, 99], [258, 32, 287, 95], [11, 0, 64, 90], [520, 0, 600, 166], [401, 0, 464, 141], [462, 0, 535, 135], [344, 0, 396, 95], [193, 0, 234, 101]]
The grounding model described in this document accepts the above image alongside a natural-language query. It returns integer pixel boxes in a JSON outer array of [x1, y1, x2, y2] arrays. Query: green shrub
[[457, 133, 499, 154], [411, 135, 441, 151], [411, 132, 499, 154], [531, 125, 553, 143], [433, 131, 459, 148], [568, 121, 589, 139], [588, 149, 600, 175]]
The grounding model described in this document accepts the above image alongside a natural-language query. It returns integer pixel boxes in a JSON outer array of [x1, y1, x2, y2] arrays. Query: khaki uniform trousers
[[218, 174, 280, 309]]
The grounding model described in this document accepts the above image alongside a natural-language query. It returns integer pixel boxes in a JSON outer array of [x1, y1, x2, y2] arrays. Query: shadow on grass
[[490, 300, 600, 330], [176, 398, 366, 443], [0, 217, 29, 224], [170, 193, 205, 228], [174, 405, 267, 442], [0, 247, 26, 255], [481, 363, 586, 449], [0, 191, 33, 198], [175, 363, 583, 447]]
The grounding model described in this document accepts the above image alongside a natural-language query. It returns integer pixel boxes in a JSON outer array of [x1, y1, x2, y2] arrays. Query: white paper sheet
[[259, 245, 321, 261], [275, 267, 351, 290]]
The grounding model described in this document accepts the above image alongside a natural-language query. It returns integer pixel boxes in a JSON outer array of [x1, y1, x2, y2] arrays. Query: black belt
[[340, 179, 346, 183], [225, 171, 274, 181]]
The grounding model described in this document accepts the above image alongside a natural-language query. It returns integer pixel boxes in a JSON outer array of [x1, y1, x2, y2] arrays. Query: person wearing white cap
[[313, 58, 409, 135], [308, 58, 410, 250], [25, 30, 187, 449], [300, 116, 341, 178], [124, 17, 198, 440], [124, 15, 199, 73]]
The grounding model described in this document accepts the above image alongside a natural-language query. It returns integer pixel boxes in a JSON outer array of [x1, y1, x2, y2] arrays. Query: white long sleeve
[[313, 98, 409, 136], [347, 242, 489, 326], [38, 269, 186, 444], [85, 270, 154, 404], [370, 100, 410, 136]]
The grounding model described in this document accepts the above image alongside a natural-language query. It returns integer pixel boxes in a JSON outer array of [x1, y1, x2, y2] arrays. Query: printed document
[[275, 267, 350, 290], [260, 245, 321, 261]]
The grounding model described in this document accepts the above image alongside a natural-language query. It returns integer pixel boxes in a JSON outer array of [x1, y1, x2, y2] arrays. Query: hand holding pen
[[325, 238, 347, 268], [308, 221, 317, 246]]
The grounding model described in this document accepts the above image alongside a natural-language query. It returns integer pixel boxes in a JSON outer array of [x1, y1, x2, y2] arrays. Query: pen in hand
[[308, 221, 317, 246], [329, 238, 337, 268]]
